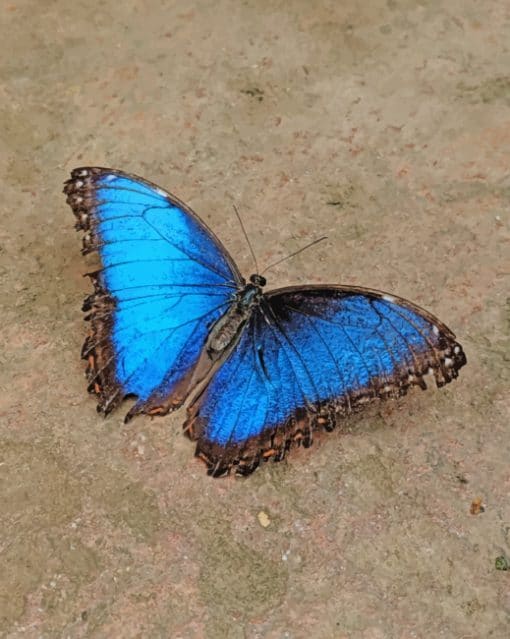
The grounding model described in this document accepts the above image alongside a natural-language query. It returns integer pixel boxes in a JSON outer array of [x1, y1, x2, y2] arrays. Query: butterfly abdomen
[[205, 282, 264, 357]]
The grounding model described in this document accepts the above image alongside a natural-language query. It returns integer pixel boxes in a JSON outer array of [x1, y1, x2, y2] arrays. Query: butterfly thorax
[[205, 276, 265, 358]]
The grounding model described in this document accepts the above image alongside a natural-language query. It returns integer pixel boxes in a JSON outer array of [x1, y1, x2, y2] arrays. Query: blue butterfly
[[65, 168, 466, 476]]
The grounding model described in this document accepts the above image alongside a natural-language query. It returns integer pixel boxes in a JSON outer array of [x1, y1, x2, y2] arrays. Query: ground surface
[[1, 1, 509, 637]]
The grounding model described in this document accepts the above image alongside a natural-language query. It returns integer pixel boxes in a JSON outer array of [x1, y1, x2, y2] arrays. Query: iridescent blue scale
[[65, 168, 466, 476]]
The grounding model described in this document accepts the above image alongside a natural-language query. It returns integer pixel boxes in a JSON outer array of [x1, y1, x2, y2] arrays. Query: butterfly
[[65, 167, 466, 477]]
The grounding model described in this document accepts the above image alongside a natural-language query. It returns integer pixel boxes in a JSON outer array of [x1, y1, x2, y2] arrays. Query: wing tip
[[64, 168, 105, 255]]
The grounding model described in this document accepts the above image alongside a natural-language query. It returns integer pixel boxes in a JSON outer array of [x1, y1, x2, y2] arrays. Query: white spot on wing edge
[[155, 187, 168, 197], [454, 345, 461, 354], [382, 294, 396, 303], [104, 174, 116, 182], [432, 325, 440, 335]]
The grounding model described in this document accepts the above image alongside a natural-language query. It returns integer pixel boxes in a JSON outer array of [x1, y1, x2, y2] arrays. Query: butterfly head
[[249, 274, 266, 288], [236, 274, 266, 312]]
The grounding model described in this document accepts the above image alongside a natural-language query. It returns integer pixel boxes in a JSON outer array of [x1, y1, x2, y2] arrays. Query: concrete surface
[[1, 1, 509, 637]]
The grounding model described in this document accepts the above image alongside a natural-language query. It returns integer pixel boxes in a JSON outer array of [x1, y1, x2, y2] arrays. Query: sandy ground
[[1, 1, 509, 637]]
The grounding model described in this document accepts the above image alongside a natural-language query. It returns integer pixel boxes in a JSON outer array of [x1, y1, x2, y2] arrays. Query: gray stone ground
[[1, 1, 509, 637]]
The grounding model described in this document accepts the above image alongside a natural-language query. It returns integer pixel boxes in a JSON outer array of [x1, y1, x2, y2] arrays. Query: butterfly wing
[[65, 167, 243, 419], [185, 285, 466, 476]]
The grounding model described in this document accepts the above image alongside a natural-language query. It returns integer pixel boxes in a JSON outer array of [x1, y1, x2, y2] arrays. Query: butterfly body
[[65, 167, 466, 477], [206, 277, 264, 357]]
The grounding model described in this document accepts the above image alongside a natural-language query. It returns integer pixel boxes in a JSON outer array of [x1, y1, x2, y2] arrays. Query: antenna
[[233, 204, 259, 274], [261, 236, 328, 275]]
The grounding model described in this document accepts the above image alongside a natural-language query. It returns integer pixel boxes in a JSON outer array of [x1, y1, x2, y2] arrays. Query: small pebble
[[257, 511, 271, 528]]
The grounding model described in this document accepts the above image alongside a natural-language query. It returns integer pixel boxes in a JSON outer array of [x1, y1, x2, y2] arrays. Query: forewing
[[185, 285, 466, 476], [65, 167, 242, 418]]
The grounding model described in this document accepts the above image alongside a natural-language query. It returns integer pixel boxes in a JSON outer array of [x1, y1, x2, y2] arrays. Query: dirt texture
[[1, 1, 509, 638]]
